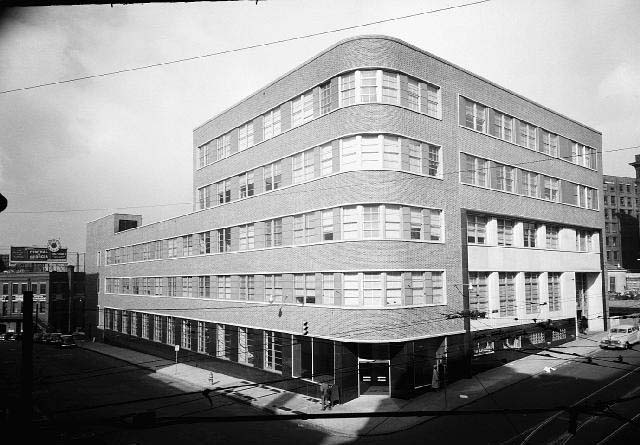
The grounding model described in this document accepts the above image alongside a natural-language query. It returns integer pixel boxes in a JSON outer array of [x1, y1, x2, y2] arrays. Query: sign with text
[[10, 246, 68, 263]]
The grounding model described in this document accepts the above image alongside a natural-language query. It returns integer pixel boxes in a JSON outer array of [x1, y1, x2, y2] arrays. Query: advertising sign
[[10, 246, 68, 263]]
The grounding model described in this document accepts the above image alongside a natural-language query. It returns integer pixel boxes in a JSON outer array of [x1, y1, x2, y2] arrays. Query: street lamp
[[67, 265, 74, 334]]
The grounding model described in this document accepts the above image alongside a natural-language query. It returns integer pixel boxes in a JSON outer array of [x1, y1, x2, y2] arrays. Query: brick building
[[86, 36, 605, 401]]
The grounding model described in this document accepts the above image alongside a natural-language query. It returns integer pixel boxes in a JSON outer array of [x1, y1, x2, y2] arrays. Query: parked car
[[44, 332, 63, 345], [1, 332, 16, 341], [600, 324, 640, 349], [59, 334, 77, 348]]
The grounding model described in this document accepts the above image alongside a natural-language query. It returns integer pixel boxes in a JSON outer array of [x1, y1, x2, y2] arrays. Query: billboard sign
[[10, 246, 68, 263]]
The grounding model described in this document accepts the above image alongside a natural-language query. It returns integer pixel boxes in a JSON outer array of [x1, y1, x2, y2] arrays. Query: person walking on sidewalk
[[431, 364, 440, 391], [320, 382, 332, 410]]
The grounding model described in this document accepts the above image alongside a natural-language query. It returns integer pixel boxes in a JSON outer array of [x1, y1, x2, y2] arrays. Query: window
[[576, 230, 589, 252], [320, 144, 333, 176], [217, 133, 231, 160], [265, 275, 283, 303], [467, 215, 486, 244], [343, 273, 360, 306], [360, 70, 378, 103], [197, 321, 206, 353], [429, 209, 443, 241], [238, 121, 254, 151], [498, 272, 516, 317], [322, 274, 334, 305], [166, 316, 174, 345], [181, 319, 192, 350], [292, 92, 313, 127], [407, 78, 420, 111], [385, 273, 402, 305], [238, 327, 248, 363], [408, 140, 422, 173], [362, 205, 381, 238], [469, 272, 489, 314], [340, 72, 355, 106], [425, 271, 444, 304], [382, 136, 401, 169], [154, 315, 162, 341], [475, 341, 495, 356], [198, 276, 211, 298], [428, 145, 441, 177], [264, 331, 283, 372], [546, 226, 559, 249], [217, 179, 231, 204], [524, 273, 540, 314], [217, 276, 231, 300], [384, 206, 401, 239], [239, 275, 255, 301], [239, 224, 255, 250], [463, 155, 488, 187], [264, 161, 281, 191], [142, 313, 149, 339], [497, 218, 513, 246], [319, 81, 333, 114], [541, 130, 558, 156], [492, 111, 513, 142], [131, 312, 138, 337], [340, 136, 358, 170], [342, 207, 359, 240], [426, 84, 440, 118], [521, 171, 539, 198], [263, 108, 281, 140], [495, 164, 515, 192], [182, 235, 193, 256], [382, 71, 399, 104], [182, 276, 193, 298], [199, 231, 211, 254], [360, 135, 379, 169], [264, 219, 283, 247], [216, 324, 225, 358], [464, 100, 487, 132], [198, 185, 211, 210], [321, 209, 334, 241], [410, 208, 423, 240], [239, 172, 254, 198], [294, 274, 315, 304], [198, 142, 211, 168], [572, 143, 597, 169], [523, 222, 538, 247], [294, 213, 314, 245], [548, 272, 561, 311], [543, 177, 559, 202], [218, 227, 231, 252], [292, 149, 315, 183], [519, 122, 537, 150], [363, 273, 383, 306]]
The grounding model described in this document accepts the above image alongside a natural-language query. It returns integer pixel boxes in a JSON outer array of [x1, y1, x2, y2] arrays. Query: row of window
[[104, 270, 446, 307], [605, 182, 638, 195], [104, 205, 443, 265], [1, 282, 47, 296], [461, 97, 598, 170], [197, 133, 442, 210], [473, 328, 568, 356], [604, 195, 639, 208], [1, 298, 47, 315], [468, 271, 563, 317], [197, 69, 442, 169], [462, 153, 599, 210], [467, 214, 599, 252]]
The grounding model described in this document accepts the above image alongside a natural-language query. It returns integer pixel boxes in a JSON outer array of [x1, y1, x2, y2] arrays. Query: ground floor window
[[154, 315, 162, 342], [181, 319, 192, 350], [216, 324, 226, 359], [166, 316, 174, 345], [264, 331, 283, 373], [292, 336, 334, 381], [197, 321, 206, 353], [142, 313, 149, 339], [131, 312, 138, 336]]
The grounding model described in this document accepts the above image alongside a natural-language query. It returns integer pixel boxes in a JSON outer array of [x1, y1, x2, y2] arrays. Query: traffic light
[[303, 321, 309, 335]]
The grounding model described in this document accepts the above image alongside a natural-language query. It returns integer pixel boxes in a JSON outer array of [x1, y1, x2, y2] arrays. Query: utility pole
[[22, 284, 34, 425], [67, 265, 74, 334]]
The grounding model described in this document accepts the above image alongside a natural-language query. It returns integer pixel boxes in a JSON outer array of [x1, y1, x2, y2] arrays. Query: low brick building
[[86, 35, 605, 401]]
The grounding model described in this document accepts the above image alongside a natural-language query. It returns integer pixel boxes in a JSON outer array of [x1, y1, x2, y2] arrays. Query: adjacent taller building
[[86, 36, 605, 401]]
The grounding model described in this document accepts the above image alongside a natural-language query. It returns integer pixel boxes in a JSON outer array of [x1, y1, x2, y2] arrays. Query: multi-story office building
[[86, 36, 605, 401]]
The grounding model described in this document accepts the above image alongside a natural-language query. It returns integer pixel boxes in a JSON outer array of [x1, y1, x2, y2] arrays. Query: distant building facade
[[86, 36, 605, 401]]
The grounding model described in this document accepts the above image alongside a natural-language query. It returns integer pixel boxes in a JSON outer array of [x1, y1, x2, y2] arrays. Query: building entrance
[[358, 360, 390, 395]]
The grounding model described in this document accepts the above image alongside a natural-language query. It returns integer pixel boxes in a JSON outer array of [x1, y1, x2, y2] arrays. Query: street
[[1, 340, 639, 444]]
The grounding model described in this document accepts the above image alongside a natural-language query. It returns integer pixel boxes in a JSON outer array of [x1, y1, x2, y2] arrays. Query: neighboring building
[[0, 270, 86, 334], [86, 36, 605, 401], [603, 173, 640, 270]]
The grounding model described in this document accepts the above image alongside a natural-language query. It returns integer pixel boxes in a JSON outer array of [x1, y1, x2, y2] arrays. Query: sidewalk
[[79, 331, 607, 437]]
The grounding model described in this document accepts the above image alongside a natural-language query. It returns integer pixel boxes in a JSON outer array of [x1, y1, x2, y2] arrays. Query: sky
[[0, 0, 639, 256]]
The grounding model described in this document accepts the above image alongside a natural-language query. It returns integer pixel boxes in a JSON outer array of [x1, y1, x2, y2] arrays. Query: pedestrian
[[320, 382, 331, 410], [330, 383, 339, 407], [431, 364, 440, 391]]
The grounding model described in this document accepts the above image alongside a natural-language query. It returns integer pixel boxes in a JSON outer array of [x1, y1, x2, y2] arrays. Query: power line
[[3, 202, 191, 215], [0, 0, 492, 95]]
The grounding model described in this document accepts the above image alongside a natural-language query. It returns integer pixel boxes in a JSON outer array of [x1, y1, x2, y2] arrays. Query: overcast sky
[[0, 0, 639, 255]]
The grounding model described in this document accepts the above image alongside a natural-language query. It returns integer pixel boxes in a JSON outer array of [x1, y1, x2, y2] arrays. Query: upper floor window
[[198, 142, 211, 168], [239, 171, 254, 198], [521, 171, 538, 197], [339, 73, 356, 106], [523, 222, 538, 247], [239, 224, 255, 251], [292, 92, 314, 127], [264, 161, 281, 191], [218, 228, 231, 252], [265, 218, 283, 247], [497, 218, 513, 246], [319, 81, 333, 115], [519, 121, 537, 150], [468, 272, 489, 314], [407, 78, 420, 111], [467, 215, 486, 244], [382, 72, 399, 104], [198, 185, 211, 210], [320, 144, 333, 176], [238, 121, 254, 151], [540, 130, 558, 157], [465, 100, 487, 132], [217, 133, 231, 160], [572, 143, 597, 169], [360, 70, 378, 103], [263, 108, 281, 140], [495, 163, 515, 192], [546, 226, 559, 249], [217, 179, 231, 204], [293, 149, 315, 184], [492, 111, 513, 142], [543, 177, 559, 202], [462, 154, 488, 187]]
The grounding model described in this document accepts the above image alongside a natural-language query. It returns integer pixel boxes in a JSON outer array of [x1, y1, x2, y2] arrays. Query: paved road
[[0, 341, 342, 445], [351, 344, 640, 444]]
